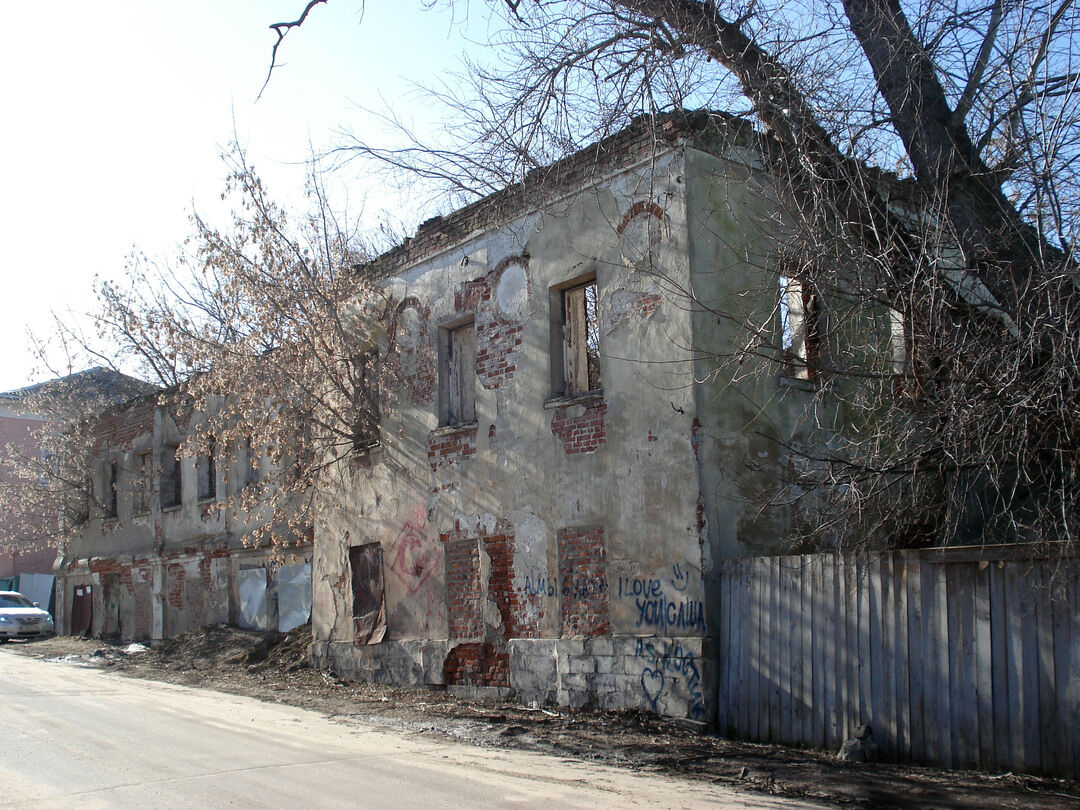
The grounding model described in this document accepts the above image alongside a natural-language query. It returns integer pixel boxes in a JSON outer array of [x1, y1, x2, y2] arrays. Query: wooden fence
[[716, 548, 1080, 777]]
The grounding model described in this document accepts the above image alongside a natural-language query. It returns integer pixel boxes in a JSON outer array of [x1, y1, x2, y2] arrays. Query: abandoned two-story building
[[55, 389, 313, 641], [310, 111, 814, 723]]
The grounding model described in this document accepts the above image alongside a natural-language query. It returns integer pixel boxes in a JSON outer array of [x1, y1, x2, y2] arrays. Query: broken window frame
[[552, 274, 602, 398], [439, 318, 477, 427], [160, 443, 182, 510], [779, 274, 820, 381]]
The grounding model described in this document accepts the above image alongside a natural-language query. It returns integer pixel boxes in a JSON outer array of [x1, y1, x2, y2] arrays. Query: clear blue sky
[[0, 1, 489, 391]]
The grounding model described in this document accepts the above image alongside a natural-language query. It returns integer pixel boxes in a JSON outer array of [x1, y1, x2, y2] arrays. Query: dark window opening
[[351, 351, 381, 452], [160, 443, 181, 509], [197, 436, 216, 501], [103, 461, 118, 518]]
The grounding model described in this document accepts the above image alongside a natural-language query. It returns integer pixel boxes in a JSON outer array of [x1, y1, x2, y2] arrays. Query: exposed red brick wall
[[428, 425, 477, 470], [443, 539, 482, 639], [550, 401, 607, 454], [454, 279, 487, 313], [443, 642, 510, 687], [617, 200, 665, 234], [474, 256, 526, 390], [609, 291, 662, 329], [93, 396, 155, 452], [483, 529, 543, 640], [166, 563, 185, 610], [558, 526, 610, 637]]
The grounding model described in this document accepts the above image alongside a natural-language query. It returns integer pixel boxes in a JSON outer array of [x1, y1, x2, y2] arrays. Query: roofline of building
[[356, 109, 759, 281]]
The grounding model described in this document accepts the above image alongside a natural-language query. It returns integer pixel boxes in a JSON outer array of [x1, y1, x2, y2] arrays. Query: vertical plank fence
[[716, 546, 1080, 778]]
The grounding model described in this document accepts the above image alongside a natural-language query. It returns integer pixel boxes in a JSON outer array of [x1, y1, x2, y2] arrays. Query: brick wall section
[[166, 563, 185, 610], [92, 396, 155, 452], [427, 425, 478, 470], [474, 257, 526, 390], [550, 401, 607, 454], [483, 528, 543, 640], [443, 539, 482, 639], [443, 642, 510, 687], [558, 526, 610, 637], [454, 280, 487, 313]]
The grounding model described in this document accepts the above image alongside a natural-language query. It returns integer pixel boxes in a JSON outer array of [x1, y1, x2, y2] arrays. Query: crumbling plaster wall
[[314, 149, 718, 720]]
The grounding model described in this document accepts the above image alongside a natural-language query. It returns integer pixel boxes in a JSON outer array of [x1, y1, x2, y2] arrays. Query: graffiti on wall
[[635, 637, 706, 720], [386, 505, 440, 632], [616, 563, 705, 633]]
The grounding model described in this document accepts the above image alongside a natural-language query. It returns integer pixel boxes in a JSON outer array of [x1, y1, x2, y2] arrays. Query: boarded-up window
[[443, 321, 476, 425], [563, 279, 601, 395], [197, 436, 216, 501], [134, 452, 152, 513], [349, 543, 386, 645], [160, 443, 181, 509]]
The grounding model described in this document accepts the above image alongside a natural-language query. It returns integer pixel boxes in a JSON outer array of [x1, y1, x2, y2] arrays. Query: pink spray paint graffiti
[[386, 505, 440, 633]]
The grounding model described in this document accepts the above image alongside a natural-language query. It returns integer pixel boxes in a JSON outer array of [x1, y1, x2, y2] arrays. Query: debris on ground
[[6, 628, 1078, 810]]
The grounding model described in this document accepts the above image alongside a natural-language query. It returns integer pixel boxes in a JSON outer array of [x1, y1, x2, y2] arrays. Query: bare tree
[[0, 146, 402, 553], [291, 1, 1080, 549]]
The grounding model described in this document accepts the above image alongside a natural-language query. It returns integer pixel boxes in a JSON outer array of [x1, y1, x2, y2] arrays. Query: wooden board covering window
[[564, 280, 600, 395], [349, 543, 386, 645], [448, 323, 476, 425]]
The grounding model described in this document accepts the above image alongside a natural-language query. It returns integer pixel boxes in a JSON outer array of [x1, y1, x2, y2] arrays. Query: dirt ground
[[5, 628, 1077, 809]]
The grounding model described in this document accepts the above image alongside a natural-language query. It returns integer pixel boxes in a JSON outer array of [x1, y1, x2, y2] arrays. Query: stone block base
[[312, 635, 715, 724]]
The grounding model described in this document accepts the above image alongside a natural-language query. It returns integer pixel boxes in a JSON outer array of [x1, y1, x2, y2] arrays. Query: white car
[[0, 590, 55, 642]]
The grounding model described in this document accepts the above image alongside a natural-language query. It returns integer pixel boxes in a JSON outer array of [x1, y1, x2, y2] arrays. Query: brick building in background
[[54, 388, 312, 641], [311, 111, 818, 724], [0, 369, 151, 608]]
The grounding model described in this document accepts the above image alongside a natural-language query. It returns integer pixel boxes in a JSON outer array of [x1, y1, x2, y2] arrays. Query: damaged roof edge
[[355, 110, 757, 281]]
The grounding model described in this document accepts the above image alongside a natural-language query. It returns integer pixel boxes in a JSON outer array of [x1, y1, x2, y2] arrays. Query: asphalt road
[[0, 652, 826, 809]]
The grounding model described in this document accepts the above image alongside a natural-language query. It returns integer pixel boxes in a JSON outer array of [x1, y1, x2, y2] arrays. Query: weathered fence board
[[717, 548, 1080, 778]]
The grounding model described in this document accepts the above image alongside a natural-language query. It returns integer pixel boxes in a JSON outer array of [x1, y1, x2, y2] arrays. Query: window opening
[[160, 443, 181, 509], [780, 275, 820, 380], [134, 452, 152, 513], [103, 461, 118, 518], [197, 436, 216, 501], [563, 279, 601, 395], [442, 321, 476, 425], [350, 350, 380, 452]]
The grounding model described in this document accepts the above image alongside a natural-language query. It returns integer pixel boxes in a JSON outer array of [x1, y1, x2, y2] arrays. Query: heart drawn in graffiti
[[640, 667, 665, 706]]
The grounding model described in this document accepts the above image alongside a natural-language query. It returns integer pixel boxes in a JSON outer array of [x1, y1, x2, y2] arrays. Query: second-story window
[[562, 277, 601, 396], [160, 443, 181, 509], [780, 274, 820, 380], [134, 452, 152, 513], [103, 461, 118, 519], [197, 436, 216, 501], [440, 320, 476, 426]]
